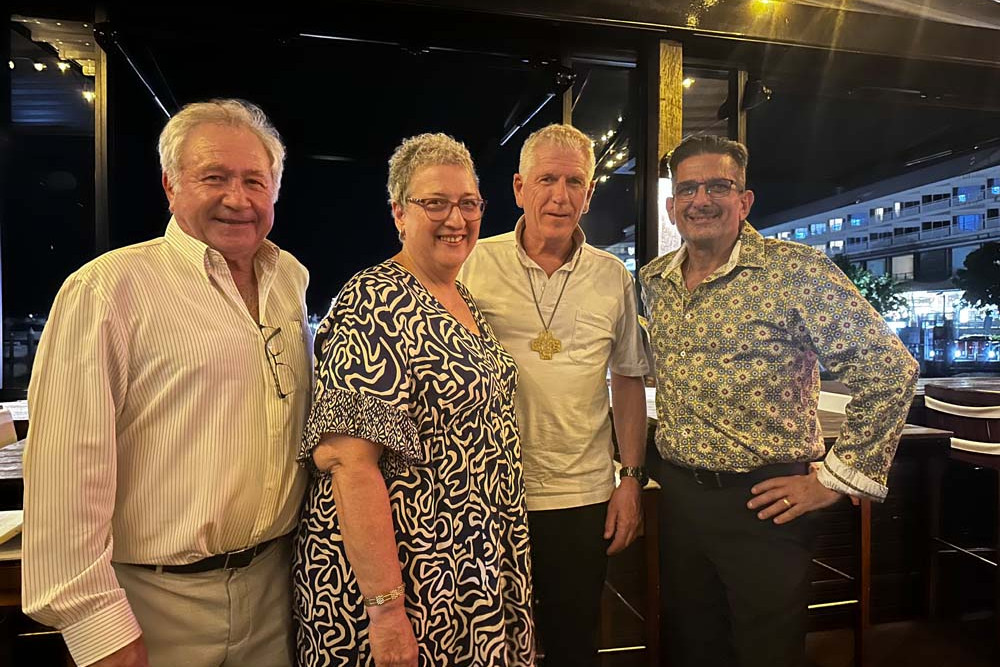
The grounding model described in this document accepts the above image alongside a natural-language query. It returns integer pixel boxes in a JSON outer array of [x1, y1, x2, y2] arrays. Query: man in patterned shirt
[[640, 135, 918, 667]]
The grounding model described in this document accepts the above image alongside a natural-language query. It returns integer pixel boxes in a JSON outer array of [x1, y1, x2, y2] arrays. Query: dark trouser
[[656, 458, 813, 667], [528, 502, 610, 667]]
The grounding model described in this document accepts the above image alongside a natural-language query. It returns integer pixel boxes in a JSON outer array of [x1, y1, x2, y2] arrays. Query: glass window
[[849, 214, 866, 227], [809, 222, 827, 235], [4, 20, 96, 393], [829, 239, 844, 253], [867, 258, 886, 276], [794, 227, 808, 240], [829, 218, 843, 231], [955, 214, 983, 231], [571, 62, 639, 273], [892, 254, 914, 279]]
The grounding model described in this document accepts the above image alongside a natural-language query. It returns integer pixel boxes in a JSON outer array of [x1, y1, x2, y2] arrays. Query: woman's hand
[[367, 601, 418, 667]]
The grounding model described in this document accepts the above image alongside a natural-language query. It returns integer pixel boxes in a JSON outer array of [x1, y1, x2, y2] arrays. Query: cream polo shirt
[[22, 219, 312, 666], [460, 218, 650, 511]]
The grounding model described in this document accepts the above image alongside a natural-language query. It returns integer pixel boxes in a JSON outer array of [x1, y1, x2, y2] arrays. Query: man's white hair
[[158, 98, 286, 202], [518, 124, 595, 181]]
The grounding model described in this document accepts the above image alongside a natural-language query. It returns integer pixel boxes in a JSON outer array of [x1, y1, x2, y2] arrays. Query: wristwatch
[[619, 466, 649, 486]]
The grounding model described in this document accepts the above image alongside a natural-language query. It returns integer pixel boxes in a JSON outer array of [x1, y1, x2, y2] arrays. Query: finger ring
[[782, 497, 791, 507]]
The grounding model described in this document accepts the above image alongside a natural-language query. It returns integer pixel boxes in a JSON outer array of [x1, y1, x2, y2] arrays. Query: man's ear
[[162, 172, 176, 212], [512, 173, 525, 210]]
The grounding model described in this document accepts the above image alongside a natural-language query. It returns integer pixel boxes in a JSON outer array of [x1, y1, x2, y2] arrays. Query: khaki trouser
[[113, 537, 294, 667]]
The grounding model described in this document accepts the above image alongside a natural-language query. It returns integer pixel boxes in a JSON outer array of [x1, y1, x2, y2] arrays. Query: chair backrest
[[924, 384, 1000, 446]]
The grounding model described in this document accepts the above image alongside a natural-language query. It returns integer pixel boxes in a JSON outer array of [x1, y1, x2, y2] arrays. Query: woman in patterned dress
[[293, 133, 534, 667]]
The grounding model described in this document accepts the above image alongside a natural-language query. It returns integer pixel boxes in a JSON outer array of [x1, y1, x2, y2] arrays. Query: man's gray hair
[[158, 98, 286, 202], [665, 135, 749, 183], [518, 124, 596, 182], [387, 133, 477, 206]]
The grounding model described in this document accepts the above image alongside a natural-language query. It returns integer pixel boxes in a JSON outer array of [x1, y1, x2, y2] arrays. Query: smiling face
[[513, 142, 595, 247], [392, 163, 481, 279], [666, 152, 754, 251], [163, 123, 275, 265]]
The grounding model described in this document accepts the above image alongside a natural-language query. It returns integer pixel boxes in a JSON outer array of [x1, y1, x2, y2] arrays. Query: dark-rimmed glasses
[[673, 179, 743, 201], [406, 197, 487, 222], [259, 324, 294, 399]]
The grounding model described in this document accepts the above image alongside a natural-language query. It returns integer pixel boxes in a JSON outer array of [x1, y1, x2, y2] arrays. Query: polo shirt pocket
[[568, 309, 614, 366]]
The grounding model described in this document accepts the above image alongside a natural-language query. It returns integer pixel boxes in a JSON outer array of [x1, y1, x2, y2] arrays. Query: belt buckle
[[691, 469, 724, 488], [222, 545, 257, 570]]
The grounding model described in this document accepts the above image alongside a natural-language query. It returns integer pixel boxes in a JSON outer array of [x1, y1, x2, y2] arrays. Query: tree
[[954, 242, 1000, 310], [832, 254, 907, 316]]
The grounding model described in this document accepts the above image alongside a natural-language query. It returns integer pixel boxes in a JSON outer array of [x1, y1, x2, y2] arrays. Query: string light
[[682, 77, 695, 88], [82, 90, 96, 103], [57, 61, 70, 72], [33, 62, 47, 72]]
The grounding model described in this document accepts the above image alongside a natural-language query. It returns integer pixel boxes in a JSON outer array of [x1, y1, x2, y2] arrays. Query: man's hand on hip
[[604, 480, 643, 555], [747, 468, 843, 524], [88, 637, 149, 667]]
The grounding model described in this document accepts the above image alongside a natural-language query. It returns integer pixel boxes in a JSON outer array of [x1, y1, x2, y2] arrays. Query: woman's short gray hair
[[158, 98, 286, 202], [519, 124, 595, 182], [387, 133, 477, 207]]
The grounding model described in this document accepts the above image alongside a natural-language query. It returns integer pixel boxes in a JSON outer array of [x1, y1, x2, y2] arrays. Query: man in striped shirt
[[23, 99, 312, 667]]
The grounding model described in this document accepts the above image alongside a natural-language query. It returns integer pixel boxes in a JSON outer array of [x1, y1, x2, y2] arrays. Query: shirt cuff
[[817, 449, 888, 501], [61, 597, 142, 667]]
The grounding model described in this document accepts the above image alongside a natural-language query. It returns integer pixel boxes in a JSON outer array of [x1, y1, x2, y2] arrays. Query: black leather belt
[[665, 460, 809, 489], [131, 535, 284, 574]]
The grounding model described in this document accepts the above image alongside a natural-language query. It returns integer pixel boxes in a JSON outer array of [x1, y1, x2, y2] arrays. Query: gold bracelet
[[363, 583, 405, 607]]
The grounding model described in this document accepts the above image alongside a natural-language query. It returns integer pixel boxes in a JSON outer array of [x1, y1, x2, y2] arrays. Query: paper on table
[[0, 510, 23, 546], [0, 401, 27, 421]]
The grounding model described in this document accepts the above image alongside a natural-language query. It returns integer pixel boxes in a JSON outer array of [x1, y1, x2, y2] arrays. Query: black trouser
[[528, 502, 610, 667], [656, 458, 813, 667]]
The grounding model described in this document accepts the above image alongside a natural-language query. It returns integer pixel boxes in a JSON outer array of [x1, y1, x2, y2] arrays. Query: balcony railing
[[954, 191, 987, 207], [825, 217, 1000, 256], [794, 190, 999, 246], [922, 198, 953, 213]]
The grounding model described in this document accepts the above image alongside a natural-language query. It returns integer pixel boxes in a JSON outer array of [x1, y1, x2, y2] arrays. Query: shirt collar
[[661, 221, 765, 283], [513, 215, 586, 273], [164, 217, 280, 279]]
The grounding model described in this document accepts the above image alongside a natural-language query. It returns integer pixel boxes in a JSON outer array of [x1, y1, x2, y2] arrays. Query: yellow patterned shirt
[[639, 223, 918, 500]]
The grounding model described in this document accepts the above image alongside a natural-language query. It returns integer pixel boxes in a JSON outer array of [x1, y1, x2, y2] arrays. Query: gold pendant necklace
[[525, 258, 573, 361]]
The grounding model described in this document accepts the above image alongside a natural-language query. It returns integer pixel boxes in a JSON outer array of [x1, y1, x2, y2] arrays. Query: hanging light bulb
[[34, 62, 47, 72], [82, 90, 96, 103], [57, 61, 70, 72]]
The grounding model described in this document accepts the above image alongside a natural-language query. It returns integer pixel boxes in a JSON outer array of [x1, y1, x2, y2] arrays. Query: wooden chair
[[922, 383, 1000, 646]]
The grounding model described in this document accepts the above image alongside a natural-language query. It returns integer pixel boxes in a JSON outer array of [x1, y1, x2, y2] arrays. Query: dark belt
[[131, 535, 284, 574], [665, 459, 809, 489]]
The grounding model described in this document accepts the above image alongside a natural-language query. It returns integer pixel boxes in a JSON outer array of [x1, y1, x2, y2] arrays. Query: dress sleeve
[[299, 270, 422, 476]]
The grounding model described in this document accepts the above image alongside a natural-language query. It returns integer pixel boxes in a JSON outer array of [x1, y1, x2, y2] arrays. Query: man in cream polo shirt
[[460, 123, 649, 667]]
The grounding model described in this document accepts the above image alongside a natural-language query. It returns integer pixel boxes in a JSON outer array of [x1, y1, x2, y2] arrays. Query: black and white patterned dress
[[293, 261, 534, 666]]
